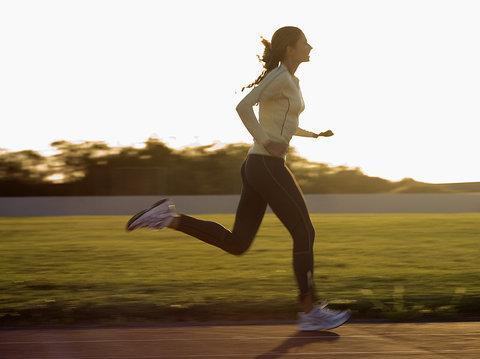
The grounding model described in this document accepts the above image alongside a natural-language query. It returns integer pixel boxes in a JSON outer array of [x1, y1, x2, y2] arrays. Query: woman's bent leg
[[173, 159, 267, 255]]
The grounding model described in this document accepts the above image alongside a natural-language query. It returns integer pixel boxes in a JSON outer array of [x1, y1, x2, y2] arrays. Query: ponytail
[[240, 26, 302, 92]]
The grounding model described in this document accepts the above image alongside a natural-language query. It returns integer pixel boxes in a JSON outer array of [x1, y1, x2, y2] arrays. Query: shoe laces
[[305, 303, 343, 321], [318, 306, 343, 317], [303, 307, 332, 321]]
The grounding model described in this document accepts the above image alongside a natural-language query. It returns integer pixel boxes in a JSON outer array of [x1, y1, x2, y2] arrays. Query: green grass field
[[1, 213, 479, 326]]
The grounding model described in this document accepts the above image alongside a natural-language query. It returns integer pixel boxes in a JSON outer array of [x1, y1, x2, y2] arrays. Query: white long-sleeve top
[[236, 62, 305, 159]]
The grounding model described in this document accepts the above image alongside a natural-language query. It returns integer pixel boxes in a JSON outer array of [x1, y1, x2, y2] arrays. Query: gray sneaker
[[126, 198, 179, 232], [298, 302, 351, 331]]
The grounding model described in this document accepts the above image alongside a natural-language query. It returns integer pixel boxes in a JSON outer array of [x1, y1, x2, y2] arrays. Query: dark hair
[[241, 26, 303, 92]]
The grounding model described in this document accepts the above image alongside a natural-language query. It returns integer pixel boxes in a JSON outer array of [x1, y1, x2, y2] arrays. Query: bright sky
[[1, 0, 479, 184]]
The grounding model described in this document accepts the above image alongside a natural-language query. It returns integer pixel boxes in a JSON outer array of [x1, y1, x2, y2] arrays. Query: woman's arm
[[235, 71, 288, 146], [235, 103, 270, 145]]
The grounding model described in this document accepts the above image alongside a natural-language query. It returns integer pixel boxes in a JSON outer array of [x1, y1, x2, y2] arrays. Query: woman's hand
[[263, 140, 288, 157], [317, 130, 334, 137]]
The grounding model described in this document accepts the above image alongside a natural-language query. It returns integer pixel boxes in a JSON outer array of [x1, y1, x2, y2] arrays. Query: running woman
[[126, 26, 351, 331]]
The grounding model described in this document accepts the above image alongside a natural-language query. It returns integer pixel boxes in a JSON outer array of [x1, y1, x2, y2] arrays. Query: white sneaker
[[298, 302, 351, 331], [126, 198, 179, 232]]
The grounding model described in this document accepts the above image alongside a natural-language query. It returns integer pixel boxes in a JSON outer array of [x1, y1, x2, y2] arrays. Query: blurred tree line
[[0, 138, 465, 196]]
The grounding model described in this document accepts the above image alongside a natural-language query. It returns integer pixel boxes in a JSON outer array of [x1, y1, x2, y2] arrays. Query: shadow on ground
[[255, 330, 340, 358]]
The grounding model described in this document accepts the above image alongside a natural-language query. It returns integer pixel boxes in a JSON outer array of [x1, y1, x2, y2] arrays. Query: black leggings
[[175, 153, 319, 302]]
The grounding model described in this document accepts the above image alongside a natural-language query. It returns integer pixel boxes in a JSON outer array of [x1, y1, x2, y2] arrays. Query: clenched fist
[[316, 130, 334, 138]]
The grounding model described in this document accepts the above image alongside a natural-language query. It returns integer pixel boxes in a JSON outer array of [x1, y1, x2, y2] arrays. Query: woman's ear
[[285, 44, 293, 56]]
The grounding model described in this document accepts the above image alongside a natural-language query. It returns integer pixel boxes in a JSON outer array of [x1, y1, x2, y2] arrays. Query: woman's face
[[288, 33, 313, 63]]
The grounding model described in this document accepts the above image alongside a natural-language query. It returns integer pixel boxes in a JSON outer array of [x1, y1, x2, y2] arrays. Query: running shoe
[[126, 198, 179, 232], [298, 302, 351, 331]]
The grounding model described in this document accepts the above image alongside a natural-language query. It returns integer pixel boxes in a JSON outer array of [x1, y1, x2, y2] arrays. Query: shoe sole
[[299, 310, 352, 331], [126, 199, 168, 232]]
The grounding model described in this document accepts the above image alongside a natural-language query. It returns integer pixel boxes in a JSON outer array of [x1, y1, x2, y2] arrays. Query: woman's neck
[[281, 60, 300, 77]]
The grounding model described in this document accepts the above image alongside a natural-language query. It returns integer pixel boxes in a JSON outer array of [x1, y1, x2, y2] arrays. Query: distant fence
[[0, 194, 479, 216]]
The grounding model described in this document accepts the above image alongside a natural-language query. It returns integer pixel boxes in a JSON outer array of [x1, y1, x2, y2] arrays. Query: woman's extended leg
[[169, 159, 268, 255]]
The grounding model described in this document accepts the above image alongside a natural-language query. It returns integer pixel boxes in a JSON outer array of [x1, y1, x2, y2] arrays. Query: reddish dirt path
[[1, 321, 479, 358]]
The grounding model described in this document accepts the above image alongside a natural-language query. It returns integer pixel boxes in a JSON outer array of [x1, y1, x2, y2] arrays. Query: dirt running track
[[1, 321, 479, 358]]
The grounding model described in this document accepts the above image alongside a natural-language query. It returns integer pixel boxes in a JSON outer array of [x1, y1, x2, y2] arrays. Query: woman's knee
[[229, 238, 252, 256]]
